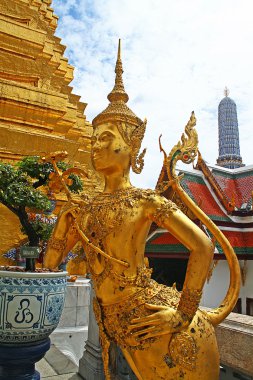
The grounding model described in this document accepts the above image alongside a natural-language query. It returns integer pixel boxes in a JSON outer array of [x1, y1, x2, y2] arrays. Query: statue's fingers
[[69, 208, 79, 218], [130, 315, 157, 326], [131, 325, 159, 339], [128, 320, 158, 331], [145, 303, 167, 311], [142, 329, 166, 339]]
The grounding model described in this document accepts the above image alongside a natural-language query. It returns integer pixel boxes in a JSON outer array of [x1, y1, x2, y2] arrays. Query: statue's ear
[[130, 119, 147, 174], [117, 121, 131, 145], [131, 148, 147, 174]]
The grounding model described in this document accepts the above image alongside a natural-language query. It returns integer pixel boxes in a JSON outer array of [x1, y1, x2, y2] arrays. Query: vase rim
[[0, 269, 68, 278]]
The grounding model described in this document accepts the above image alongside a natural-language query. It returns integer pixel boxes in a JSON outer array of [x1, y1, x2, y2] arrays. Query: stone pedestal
[[51, 277, 90, 366], [78, 285, 105, 380]]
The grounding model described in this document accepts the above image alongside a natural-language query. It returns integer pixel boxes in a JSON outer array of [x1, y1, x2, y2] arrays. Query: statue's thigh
[[124, 313, 220, 380], [125, 337, 171, 380]]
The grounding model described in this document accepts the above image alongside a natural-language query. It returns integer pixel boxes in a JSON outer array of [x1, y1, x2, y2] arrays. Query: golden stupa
[[0, 0, 99, 261]]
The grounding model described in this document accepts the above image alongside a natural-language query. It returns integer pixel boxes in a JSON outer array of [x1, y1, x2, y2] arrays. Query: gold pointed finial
[[93, 39, 142, 129], [224, 87, 230, 97], [107, 39, 129, 103], [117, 38, 121, 60]]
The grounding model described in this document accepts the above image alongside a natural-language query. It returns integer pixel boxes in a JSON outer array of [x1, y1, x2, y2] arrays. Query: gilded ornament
[[152, 200, 179, 226], [169, 332, 197, 371], [177, 288, 202, 321], [47, 236, 67, 252], [93, 297, 111, 379]]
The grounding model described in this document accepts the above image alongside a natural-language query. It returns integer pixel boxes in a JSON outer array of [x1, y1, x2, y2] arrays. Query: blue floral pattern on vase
[[44, 294, 64, 325], [0, 271, 67, 344]]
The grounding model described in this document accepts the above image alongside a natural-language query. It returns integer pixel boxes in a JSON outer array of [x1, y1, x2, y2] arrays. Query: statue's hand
[[128, 304, 189, 341], [60, 200, 80, 218]]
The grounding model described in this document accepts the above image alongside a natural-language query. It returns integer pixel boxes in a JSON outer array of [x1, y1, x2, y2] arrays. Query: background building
[[146, 90, 253, 318]]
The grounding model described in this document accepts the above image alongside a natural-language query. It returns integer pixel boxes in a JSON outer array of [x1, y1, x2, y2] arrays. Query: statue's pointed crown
[[92, 39, 143, 128]]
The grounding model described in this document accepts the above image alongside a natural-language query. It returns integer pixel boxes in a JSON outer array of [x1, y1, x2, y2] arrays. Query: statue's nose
[[92, 140, 101, 151]]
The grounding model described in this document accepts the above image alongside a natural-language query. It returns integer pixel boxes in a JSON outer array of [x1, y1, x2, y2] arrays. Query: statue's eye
[[100, 132, 114, 142]]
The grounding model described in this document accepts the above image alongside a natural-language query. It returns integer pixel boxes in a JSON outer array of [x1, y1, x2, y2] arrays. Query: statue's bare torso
[[80, 188, 158, 303]]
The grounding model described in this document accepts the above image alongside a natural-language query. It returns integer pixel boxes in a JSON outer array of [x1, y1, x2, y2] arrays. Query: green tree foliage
[[18, 156, 83, 193], [0, 156, 83, 270]]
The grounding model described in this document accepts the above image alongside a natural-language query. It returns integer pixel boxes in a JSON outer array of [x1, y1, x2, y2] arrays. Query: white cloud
[[52, 0, 253, 188]]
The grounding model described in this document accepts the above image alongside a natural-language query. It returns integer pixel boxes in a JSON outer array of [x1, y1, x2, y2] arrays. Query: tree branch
[[17, 206, 39, 246], [33, 176, 47, 189]]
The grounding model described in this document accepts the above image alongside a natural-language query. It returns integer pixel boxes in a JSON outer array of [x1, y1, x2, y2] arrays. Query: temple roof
[[146, 228, 253, 258], [180, 171, 230, 221], [212, 168, 253, 210], [146, 160, 253, 259]]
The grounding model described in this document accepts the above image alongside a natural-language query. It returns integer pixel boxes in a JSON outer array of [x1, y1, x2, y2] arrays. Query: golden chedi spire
[[0, 0, 98, 263], [92, 39, 143, 128]]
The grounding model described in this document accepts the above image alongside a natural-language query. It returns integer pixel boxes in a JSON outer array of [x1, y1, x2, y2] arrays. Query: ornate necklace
[[81, 187, 144, 243], [77, 187, 155, 288]]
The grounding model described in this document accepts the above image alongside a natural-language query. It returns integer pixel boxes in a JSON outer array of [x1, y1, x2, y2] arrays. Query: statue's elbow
[[201, 236, 214, 260]]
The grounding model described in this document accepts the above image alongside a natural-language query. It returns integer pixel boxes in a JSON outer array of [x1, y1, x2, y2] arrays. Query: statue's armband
[[47, 236, 67, 252], [152, 200, 179, 228]]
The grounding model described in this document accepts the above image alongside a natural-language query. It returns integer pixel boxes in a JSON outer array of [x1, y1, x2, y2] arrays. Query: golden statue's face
[[91, 123, 131, 174]]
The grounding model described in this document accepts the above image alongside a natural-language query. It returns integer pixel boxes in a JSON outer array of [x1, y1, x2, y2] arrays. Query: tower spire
[[224, 86, 230, 97], [217, 90, 244, 169]]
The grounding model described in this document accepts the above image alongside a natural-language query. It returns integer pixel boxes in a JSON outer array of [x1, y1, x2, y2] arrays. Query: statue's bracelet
[[177, 288, 202, 321], [47, 236, 67, 252]]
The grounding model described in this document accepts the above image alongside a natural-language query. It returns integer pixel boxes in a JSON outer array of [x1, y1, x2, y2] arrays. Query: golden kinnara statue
[[44, 40, 241, 380]]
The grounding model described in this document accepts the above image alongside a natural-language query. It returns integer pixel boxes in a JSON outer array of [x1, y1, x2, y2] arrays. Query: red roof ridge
[[196, 152, 235, 213]]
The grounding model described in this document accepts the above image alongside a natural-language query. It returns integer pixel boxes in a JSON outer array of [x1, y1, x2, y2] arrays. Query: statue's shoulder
[[128, 187, 159, 202], [133, 187, 156, 197], [138, 188, 179, 222], [137, 188, 167, 203]]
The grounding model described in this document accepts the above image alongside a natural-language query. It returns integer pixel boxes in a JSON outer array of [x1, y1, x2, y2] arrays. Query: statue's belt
[[98, 281, 181, 350]]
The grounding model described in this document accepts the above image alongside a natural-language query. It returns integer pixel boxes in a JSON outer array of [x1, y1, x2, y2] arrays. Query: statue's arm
[[44, 204, 80, 270], [147, 195, 214, 320], [128, 195, 213, 341]]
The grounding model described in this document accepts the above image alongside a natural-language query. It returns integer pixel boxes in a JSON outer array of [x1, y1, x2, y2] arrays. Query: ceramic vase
[[0, 269, 67, 380]]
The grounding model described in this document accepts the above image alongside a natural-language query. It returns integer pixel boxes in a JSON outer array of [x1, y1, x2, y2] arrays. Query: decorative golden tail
[[160, 112, 241, 325]]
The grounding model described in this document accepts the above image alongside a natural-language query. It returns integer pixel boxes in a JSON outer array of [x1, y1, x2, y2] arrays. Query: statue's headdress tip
[[106, 38, 129, 104], [92, 40, 144, 129], [117, 39, 121, 59]]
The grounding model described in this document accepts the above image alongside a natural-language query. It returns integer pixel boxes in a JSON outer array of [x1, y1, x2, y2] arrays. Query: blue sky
[[52, 0, 253, 188]]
